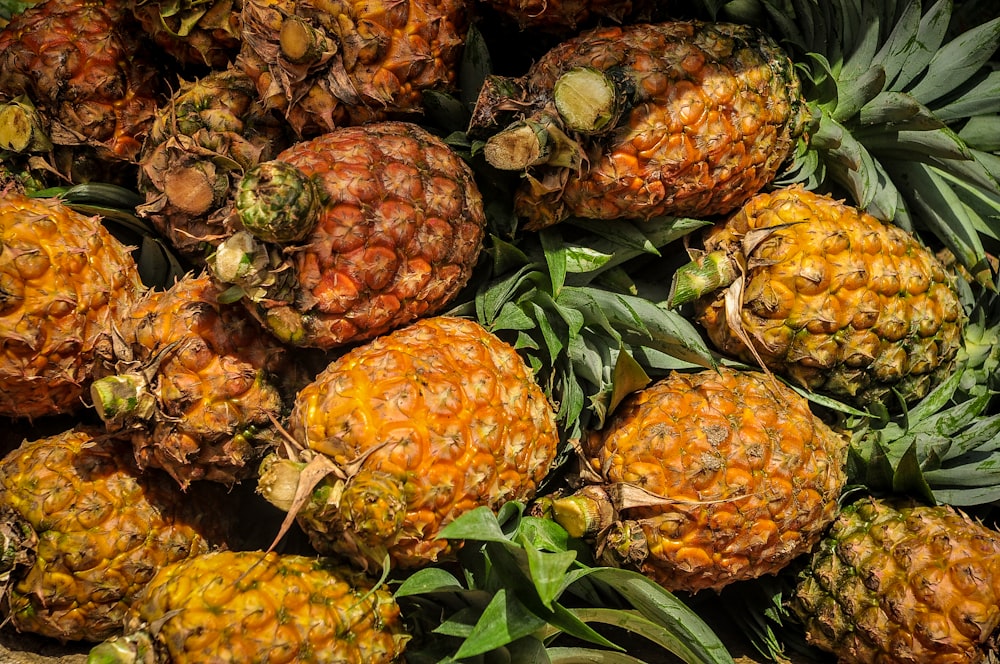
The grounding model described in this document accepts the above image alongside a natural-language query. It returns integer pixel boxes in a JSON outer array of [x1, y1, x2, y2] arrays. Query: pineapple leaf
[[890, 442, 937, 504], [934, 70, 1000, 122], [541, 228, 569, 295], [838, 1, 882, 84], [870, 0, 922, 86], [459, 24, 492, 111], [860, 126, 973, 162], [858, 91, 945, 130], [890, 0, 952, 91], [546, 647, 647, 663], [905, 16, 1000, 105], [957, 115, 1000, 152], [395, 568, 466, 596], [832, 65, 887, 123], [454, 589, 549, 659]]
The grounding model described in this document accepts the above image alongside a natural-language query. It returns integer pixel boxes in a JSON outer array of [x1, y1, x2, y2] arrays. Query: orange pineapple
[[0, 193, 145, 420], [209, 121, 486, 349], [471, 20, 809, 230], [541, 367, 848, 593], [0, 427, 234, 642], [89, 272, 301, 488], [257, 316, 560, 571], [128, 0, 243, 68], [237, 0, 471, 136]]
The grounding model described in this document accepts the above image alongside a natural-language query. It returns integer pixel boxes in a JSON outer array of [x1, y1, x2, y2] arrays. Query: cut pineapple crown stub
[[235, 160, 320, 244]]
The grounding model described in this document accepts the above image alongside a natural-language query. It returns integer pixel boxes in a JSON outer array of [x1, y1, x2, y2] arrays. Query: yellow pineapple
[[539, 367, 848, 593], [237, 0, 471, 137], [0, 192, 145, 420], [257, 315, 560, 571], [209, 121, 486, 350], [88, 550, 408, 663], [668, 186, 966, 408], [0, 427, 234, 642], [790, 496, 1000, 664]]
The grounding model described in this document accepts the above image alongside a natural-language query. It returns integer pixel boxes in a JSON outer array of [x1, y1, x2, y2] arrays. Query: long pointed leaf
[[906, 17, 1000, 104]]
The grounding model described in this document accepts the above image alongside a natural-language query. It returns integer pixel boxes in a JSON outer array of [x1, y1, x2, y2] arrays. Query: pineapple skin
[[0, 0, 164, 162], [791, 497, 1000, 664], [238, 0, 470, 137], [695, 186, 966, 407], [481, 0, 638, 31], [101, 272, 297, 488], [0, 193, 145, 419], [235, 121, 486, 350], [283, 315, 560, 569], [128, 0, 243, 68], [106, 550, 407, 663], [586, 367, 848, 593], [0, 427, 234, 642], [506, 21, 809, 229], [137, 66, 292, 264]]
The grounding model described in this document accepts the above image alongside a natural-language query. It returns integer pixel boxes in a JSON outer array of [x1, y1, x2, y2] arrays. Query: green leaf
[[870, 0, 922, 87], [839, 2, 883, 85], [477, 263, 538, 325], [438, 506, 512, 543], [890, 0, 951, 91], [454, 589, 549, 659], [606, 347, 651, 418], [857, 91, 945, 129], [957, 115, 1000, 152], [460, 24, 492, 110], [935, 70, 1000, 122], [890, 442, 937, 504], [860, 126, 972, 162], [493, 301, 537, 333], [522, 539, 578, 611], [546, 647, 648, 663], [833, 65, 887, 123], [905, 16, 1000, 105], [394, 568, 466, 597], [541, 227, 569, 296]]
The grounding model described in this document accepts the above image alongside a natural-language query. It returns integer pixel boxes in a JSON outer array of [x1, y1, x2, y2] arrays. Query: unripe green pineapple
[[0, 427, 234, 642], [790, 496, 1000, 664], [87, 550, 408, 663]]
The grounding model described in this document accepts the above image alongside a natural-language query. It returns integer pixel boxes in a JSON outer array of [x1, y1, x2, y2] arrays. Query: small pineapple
[[128, 0, 243, 68], [137, 65, 292, 264], [237, 0, 471, 137], [470, 20, 809, 230], [0, 0, 165, 164], [87, 550, 408, 663], [668, 186, 967, 408], [89, 272, 300, 488], [0, 427, 234, 642], [790, 496, 1000, 664], [209, 121, 486, 350], [257, 315, 560, 571], [0, 192, 145, 420], [540, 367, 848, 594]]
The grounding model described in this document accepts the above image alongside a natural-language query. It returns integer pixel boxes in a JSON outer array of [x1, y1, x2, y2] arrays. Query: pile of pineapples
[[1, 0, 999, 663]]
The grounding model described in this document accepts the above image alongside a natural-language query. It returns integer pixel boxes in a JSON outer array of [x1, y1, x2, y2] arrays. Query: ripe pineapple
[[539, 367, 848, 594], [137, 65, 292, 264], [470, 20, 809, 230], [667, 186, 966, 408], [789, 496, 1000, 664], [257, 315, 560, 570], [89, 272, 300, 488], [237, 0, 471, 137], [0, 427, 234, 642], [479, 0, 640, 31], [128, 0, 242, 68], [209, 121, 486, 350], [0, 193, 145, 420], [88, 550, 408, 664], [0, 0, 165, 164]]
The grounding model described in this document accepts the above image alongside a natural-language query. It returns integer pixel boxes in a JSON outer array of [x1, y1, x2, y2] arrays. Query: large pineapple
[[128, 0, 243, 68], [0, 427, 234, 642], [88, 550, 408, 663], [667, 186, 966, 408], [89, 272, 300, 488], [0, 192, 145, 420], [789, 496, 1000, 664], [209, 121, 486, 349], [540, 367, 848, 594], [257, 315, 560, 571], [0, 0, 165, 164], [237, 0, 471, 137], [137, 65, 292, 264], [469, 20, 810, 230]]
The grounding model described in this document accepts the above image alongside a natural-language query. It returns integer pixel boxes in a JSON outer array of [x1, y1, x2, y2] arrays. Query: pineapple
[[257, 315, 560, 571], [137, 65, 292, 264], [789, 496, 1000, 664], [0, 0, 165, 164], [88, 550, 408, 663], [128, 0, 243, 68], [237, 0, 471, 137], [0, 192, 145, 420], [88, 272, 300, 488], [0, 426, 234, 642], [539, 366, 848, 594], [469, 20, 810, 230], [209, 121, 486, 350], [667, 186, 966, 408], [479, 0, 641, 31]]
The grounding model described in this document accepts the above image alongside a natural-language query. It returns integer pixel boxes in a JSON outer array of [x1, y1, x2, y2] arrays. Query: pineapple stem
[[278, 16, 329, 64], [86, 632, 155, 664], [90, 374, 157, 425], [0, 96, 51, 153], [666, 250, 740, 308], [468, 74, 531, 137], [553, 66, 634, 134], [163, 165, 217, 216], [236, 160, 320, 244], [484, 115, 584, 171], [541, 485, 617, 538]]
